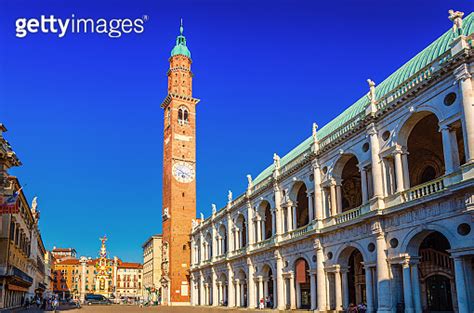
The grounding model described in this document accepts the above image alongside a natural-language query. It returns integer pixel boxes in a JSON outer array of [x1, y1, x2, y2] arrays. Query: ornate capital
[[454, 63, 472, 82], [313, 238, 323, 250], [366, 123, 377, 136]]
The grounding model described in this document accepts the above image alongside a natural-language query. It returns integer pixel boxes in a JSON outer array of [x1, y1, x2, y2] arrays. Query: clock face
[[172, 161, 195, 183]]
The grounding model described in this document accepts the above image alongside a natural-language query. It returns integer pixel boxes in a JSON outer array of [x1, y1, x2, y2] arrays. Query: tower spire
[[171, 18, 191, 58]]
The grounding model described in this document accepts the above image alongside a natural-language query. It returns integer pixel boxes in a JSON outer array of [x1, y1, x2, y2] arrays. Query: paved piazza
[[60, 306, 272, 313]]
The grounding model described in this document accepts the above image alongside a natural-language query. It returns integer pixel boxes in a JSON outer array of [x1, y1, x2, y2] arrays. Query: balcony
[[334, 203, 370, 225], [281, 221, 316, 242], [402, 176, 445, 202], [252, 237, 275, 250]]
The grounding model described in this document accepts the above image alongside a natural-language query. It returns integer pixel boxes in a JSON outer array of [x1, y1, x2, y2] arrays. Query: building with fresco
[[189, 11, 474, 313]]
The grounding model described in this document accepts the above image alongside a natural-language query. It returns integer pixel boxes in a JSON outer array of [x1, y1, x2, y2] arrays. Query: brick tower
[[160, 20, 199, 306]]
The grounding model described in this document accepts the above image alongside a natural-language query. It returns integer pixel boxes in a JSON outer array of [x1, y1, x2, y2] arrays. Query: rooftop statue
[[212, 204, 217, 215], [247, 174, 253, 189], [367, 79, 376, 103], [449, 10, 464, 35], [273, 153, 281, 170], [228, 190, 233, 203]]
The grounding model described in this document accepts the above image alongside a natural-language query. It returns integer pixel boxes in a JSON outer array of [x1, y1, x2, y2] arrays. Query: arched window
[[178, 106, 189, 125]]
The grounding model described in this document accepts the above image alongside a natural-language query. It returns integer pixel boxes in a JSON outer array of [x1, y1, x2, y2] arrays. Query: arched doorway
[[217, 273, 228, 306], [348, 250, 365, 305], [236, 270, 248, 307], [259, 265, 275, 308], [295, 184, 309, 228], [404, 113, 445, 187], [335, 247, 367, 311], [418, 232, 454, 312], [295, 258, 311, 309]]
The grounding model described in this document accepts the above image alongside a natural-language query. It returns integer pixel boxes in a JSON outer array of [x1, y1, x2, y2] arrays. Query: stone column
[[274, 184, 283, 235], [336, 184, 343, 214], [402, 261, 414, 313], [308, 191, 314, 221], [235, 279, 241, 307], [227, 265, 235, 307], [289, 273, 296, 309], [401, 153, 410, 189], [374, 223, 391, 313], [330, 182, 338, 216], [368, 123, 384, 209], [292, 206, 297, 229], [275, 251, 286, 310], [80, 257, 87, 303], [287, 205, 293, 231], [334, 268, 342, 312], [313, 160, 324, 221], [364, 265, 374, 313], [315, 239, 327, 312], [258, 277, 264, 304], [440, 125, 455, 174], [241, 282, 245, 307], [212, 269, 218, 306], [256, 219, 262, 242], [271, 210, 276, 236], [296, 281, 301, 308], [453, 257, 469, 313], [342, 269, 349, 310], [200, 275, 205, 306], [247, 200, 254, 245], [310, 271, 317, 310], [360, 166, 369, 203], [227, 214, 233, 252], [454, 63, 474, 163], [247, 258, 256, 308], [394, 150, 405, 193], [212, 224, 217, 260], [411, 263, 422, 313]]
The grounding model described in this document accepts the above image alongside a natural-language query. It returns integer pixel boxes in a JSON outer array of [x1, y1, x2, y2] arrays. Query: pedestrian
[[259, 297, 265, 310], [52, 297, 59, 312]]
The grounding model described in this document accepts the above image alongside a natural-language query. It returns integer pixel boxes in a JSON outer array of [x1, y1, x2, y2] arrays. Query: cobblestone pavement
[[8, 305, 280, 313]]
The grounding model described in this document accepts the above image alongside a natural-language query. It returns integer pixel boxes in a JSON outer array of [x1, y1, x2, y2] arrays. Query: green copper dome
[[171, 19, 191, 58]]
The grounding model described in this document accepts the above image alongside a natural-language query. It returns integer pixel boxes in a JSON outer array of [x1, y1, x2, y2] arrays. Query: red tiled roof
[[118, 262, 143, 269]]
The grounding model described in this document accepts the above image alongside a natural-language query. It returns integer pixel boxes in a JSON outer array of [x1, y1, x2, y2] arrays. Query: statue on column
[[448, 10, 464, 35], [367, 79, 376, 103], [212, 204, 217, 215]]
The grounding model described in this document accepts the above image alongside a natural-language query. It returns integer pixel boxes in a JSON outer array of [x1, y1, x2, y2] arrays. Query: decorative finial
[[448, 10, 464, 36], [180, 18, 184, 35]]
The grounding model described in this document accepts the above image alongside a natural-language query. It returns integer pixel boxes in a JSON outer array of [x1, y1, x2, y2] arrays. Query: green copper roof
[[171, 19, 191, 58], [253, 13, 474, 185]]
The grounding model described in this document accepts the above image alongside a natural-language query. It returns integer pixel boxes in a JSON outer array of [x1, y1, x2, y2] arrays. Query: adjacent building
[[142, 235, 163, 301], [52, 237, 143, 302], [0, 125, 50, 310], [190, 11, 474, 313], [116, 263, 143, 299]]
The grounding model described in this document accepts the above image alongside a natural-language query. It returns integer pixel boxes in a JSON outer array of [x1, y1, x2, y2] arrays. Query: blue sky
[[0, 0, 472, 262]]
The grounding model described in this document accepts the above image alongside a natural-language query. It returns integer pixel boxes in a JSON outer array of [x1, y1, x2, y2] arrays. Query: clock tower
[[160, 20, 199, 306]]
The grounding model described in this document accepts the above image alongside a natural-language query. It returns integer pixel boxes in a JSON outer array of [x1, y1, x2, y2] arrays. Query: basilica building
[[189, 11, 474, 313]]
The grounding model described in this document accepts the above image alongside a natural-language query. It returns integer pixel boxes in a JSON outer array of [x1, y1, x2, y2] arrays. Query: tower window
[[178, 106, 189, 125]]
